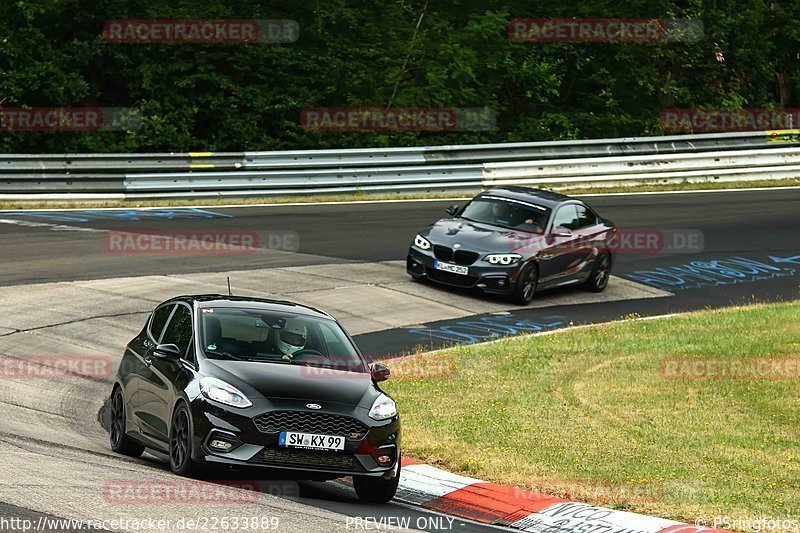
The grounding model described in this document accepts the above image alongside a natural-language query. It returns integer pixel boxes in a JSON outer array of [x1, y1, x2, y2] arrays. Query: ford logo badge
[[306, 403, 322, 410]]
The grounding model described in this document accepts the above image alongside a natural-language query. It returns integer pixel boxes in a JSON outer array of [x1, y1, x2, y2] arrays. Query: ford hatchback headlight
[[200, 377, 253, 409], [368, 393, 397, 420]]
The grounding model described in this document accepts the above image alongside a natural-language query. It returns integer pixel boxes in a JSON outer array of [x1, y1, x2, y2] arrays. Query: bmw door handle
[[144, 356, 153, 366]]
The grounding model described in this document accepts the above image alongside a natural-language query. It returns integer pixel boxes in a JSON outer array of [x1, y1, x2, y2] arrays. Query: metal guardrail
[[483, 147, 800, 186], [1, 130, 798, 199]]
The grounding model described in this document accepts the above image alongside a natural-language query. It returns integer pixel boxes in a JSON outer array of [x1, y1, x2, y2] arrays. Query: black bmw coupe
[[109, 295, 400, 503], [407, 187, 617, 305]]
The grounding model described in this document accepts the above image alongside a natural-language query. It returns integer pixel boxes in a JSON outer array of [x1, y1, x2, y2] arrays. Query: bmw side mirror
[[445, 204, 460, 217], [370, 363, 390, 382], [154, 343, 181, 360]]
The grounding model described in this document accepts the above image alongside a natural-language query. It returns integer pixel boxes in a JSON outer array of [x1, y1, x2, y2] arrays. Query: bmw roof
[[477, 186, 573, 208]]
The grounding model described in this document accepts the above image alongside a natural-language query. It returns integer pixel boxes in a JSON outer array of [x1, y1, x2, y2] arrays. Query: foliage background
[[0, 0, 797, 152]]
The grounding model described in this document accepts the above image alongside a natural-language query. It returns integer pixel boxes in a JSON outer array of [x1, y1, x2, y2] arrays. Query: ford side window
[[161, 305, 193, 359], [149, 304, 174, 341]]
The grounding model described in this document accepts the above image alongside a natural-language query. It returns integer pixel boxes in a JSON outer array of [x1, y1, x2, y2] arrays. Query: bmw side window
[[161, 305, 193, 359], [149, 304, 174, 341], [553, 205, 579, 230], [576, 205, 598, 228]]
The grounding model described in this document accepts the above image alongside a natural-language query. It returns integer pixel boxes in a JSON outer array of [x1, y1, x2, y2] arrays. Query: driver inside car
[[276, 319, 308, 360], [491, 202, 514, 225], [491, 201, 537, 229]]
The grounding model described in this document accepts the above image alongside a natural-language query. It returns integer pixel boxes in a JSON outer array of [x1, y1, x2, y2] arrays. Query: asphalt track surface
[[0, 188, 799, 532], [0, 188, 795, 283], [1, 189, 798, 352]]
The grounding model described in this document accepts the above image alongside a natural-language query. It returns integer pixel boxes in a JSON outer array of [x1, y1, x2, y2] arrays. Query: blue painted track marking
[[626, 254, 800, 291]]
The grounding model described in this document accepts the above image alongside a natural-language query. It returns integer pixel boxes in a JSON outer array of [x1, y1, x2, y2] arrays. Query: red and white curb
[[388, 457, 730, 532]]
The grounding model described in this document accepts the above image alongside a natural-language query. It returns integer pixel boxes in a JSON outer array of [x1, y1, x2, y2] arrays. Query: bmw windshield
[[459, 197, 550, 232], [199, 307, 367, 372]]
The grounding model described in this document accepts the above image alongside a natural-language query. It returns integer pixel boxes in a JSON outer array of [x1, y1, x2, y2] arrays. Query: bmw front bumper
[[406, 247, 524, 295]]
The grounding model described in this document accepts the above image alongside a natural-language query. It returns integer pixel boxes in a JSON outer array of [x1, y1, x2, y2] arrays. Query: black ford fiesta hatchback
[[109, 295, 400, 503]]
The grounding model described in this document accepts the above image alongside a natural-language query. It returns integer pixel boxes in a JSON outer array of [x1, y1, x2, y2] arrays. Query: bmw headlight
[[485, 253, 522, 265], [413, 234, 432, 250], [368, 393, 397, 420], [200, 377, 253, 409]]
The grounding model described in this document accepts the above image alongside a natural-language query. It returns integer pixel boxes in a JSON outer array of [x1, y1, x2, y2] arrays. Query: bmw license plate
[[279, 431, 345, 451], [433, 260, 468, 276]]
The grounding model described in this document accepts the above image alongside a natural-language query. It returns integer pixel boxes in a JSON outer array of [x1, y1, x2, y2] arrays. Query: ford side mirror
[[154, 343, 181, 360], [370, 363, 390, 382], [445, 204, 460, 217]]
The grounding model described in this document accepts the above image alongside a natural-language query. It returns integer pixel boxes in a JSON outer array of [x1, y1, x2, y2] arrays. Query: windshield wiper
[[204, 349, 248, 362]]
